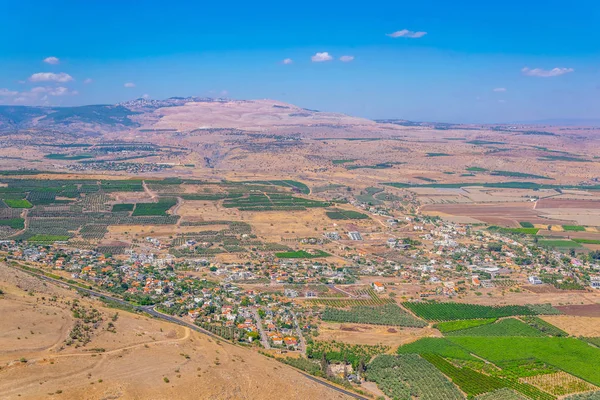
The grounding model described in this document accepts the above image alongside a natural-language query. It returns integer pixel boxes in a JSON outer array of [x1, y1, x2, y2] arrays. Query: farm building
[[528, 276, 543, 285], [348, 231, 363, 241], [372, 282, 385, 292]]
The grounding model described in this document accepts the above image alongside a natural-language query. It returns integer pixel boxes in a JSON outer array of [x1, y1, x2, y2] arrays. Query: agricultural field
[[321, 304, 427, 327], [222, 193, 329, 211], [325, 208, 370, 220], [111, 203, 135, 212], [448, 337, 600, 386], [0, 217, 25, 230], [444, 318, 547, 337], [132, 198, 177, 216], [563, 225, 587, 232], [275, 250, 330, 259], [4, 198, 33, 208], [421, 354, 554, 400], [402, 302, 554, 321], [306, 342, 390, 367], [537, 240, 582, 249], [520, 317, 569, 337], [397, 337, 477, 361], [522, 372, 598, 396], [366, 354, 464, 400], [434, 318, 496, 333], [475, 388, 529, 400]]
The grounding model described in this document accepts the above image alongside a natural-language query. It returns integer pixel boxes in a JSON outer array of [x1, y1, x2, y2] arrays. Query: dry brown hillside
[[0, 263, 351, 400]]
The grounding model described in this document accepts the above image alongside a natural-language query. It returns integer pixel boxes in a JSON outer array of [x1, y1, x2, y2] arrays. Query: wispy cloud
[[124, 82, 136, 88], [311, 52, 333, 62], [339, 55, 355, 62], [521, 67, 574, 78], [387, 29, 427, 38], [83, 78, 93, 84], [0, 85, 77, 105], [0, 88, 18, 96], [282, 58, 293, 65], [493, 87, 507, 92], [29, 72, 73, 83], [43, 56, 60, 65]]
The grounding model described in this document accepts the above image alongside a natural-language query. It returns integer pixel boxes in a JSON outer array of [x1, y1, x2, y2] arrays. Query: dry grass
[[316, 321, 439, 347], [0, 264, 353, 400], [542, 315, 600, 336]]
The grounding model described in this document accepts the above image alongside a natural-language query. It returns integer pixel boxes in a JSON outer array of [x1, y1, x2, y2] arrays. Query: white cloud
[[387, 29, 427, 38], [493, 87, 507, 92], [521, 67, 574, 78], [311, 52, 333, 62], [29, 72, 73, 83], [0, 88, 18, 96], [124, 82, 136, 88], [83, 78, 93, 84], [43, 56, 60, 65], [282, 58, 293, 65], [339, 55, 355, 62]]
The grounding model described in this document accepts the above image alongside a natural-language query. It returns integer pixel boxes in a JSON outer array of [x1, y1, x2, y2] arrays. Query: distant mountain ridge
[[0, 97, 228, 133]]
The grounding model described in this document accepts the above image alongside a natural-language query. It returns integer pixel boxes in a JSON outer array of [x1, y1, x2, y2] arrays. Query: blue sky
[[1, 0, 599, 123]]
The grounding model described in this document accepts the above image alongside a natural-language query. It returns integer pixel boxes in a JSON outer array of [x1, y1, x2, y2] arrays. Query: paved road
[[251, 307, 271, 349], [7, 262, 367, 400], [290, 310, 307, 354]]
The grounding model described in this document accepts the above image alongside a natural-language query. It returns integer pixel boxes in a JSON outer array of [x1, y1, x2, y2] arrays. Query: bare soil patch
[[537, 199, 600, 209], [555, 304, 600, 317], [318, 321, 438, 347]]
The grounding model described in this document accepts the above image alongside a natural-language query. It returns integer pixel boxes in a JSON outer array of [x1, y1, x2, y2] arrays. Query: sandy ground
[[317, 322, 439, 347], [0, 264, 352, 400]]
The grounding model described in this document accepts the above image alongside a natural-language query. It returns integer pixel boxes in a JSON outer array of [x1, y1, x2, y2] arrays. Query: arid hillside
[[0, 263, 352, 400]]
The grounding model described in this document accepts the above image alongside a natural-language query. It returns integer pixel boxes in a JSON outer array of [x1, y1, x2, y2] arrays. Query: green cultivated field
[[322, 303, 427, 327], [476, 388, 529, 400], [366, 354, 464, 400], [520, 317, 568, 337], [445, 318, 546, 337], [435, 318, 496, 333], [449, 337, 600, 386], [497, 227, 540, 235], [538, 240, 582, 248], [421, 354, 554, 400], [111, 203, 134, 212], [520, 221, 534, 228], [28, 234, 70, 242], [132, 198, 177, 216], [275, 250, 330, 259], [397, 338, 476, 360], [4, 199, 33, 208], [572, 238, 600, 244], [0, 218, 25, 229], [325, 208, 369, 220], [402, 302, 540, 321], [563, 225, 586, 232]]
